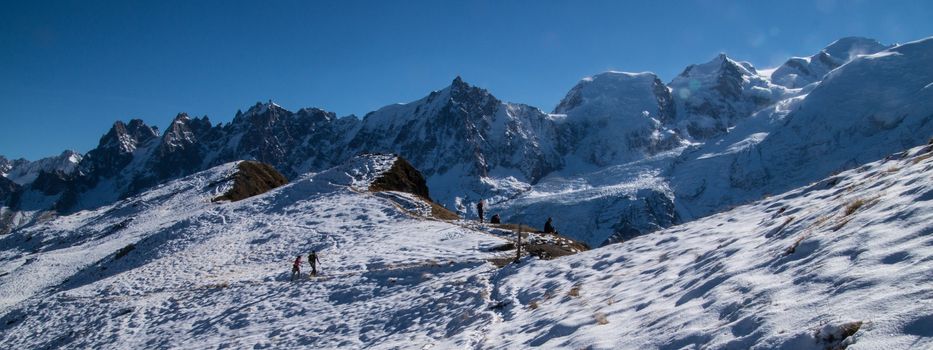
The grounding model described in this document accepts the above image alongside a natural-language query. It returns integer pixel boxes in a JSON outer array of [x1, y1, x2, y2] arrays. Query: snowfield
[[0, 157, 510, 348], [1, 142, 932, 348], [486, 143, 933, 349]]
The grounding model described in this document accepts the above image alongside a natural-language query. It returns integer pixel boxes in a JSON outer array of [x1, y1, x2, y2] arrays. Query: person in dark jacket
[[476, 200, 485, 223], [544, 217, 555, 233], [490, 214, 501, 224], [308, 250, 321, 276], [291, 255, 302, 280]]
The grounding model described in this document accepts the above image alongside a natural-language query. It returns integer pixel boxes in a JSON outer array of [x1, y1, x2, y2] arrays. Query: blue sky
[[1, 0, 931, 160]]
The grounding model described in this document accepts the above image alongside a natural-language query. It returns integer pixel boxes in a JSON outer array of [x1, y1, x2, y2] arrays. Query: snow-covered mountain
[[673, 36, 933, 220], [0, 150, 82, 185], [2, 36, 931, 250], [771, 36, 890, 88], [668, 53, 790, 140], [494, 36, 933, 246], [346, 77, 565, 214], [555, 71, 683, 166], [0, 141, 930, 349]]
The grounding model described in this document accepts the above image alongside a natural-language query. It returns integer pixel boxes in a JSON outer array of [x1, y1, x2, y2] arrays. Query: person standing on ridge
[[477, 200, 485, 223], [291, 255, 302, 281], [308, 250, 321, 276], [544, 217, 555, 233]]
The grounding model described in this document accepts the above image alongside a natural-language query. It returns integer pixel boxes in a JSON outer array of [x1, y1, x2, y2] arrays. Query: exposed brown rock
[[369, 157, 431, 200], [369, 156, 459, 220], [212, 161, 288, 202]]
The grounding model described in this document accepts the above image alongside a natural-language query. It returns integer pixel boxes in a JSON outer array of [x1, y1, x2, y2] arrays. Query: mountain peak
[[98, 119, 158, 153], [171, 112, 190, 123], [449, 75, 473, 94], [676, 53, 755, 81], [442, 75, 495, 106], [822, 36, 888, 62], [771, 36, 889, 88], [243, 100, 284, 117]]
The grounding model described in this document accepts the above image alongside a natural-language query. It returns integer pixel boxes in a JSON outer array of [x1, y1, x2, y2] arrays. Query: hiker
[[308, 250, 321, 276], [490, 214, 501, 224], [477, 200, 485, 223], [291, 255, 302, 280], [544, 217, 555, 233]]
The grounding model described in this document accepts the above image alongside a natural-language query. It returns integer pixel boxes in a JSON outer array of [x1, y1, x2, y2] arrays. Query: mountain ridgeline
[[3, 36, 933, 247]]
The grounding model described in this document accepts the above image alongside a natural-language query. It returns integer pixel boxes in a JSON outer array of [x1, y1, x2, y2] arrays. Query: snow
[[0, 157, 511, 348], [3, 150, 83, 185], [555, 71, 684, 166], [771, 37, 890, 89], [1, 137, 931, 349], [2, 34, 932, 348], [480, 142, 933, 349]]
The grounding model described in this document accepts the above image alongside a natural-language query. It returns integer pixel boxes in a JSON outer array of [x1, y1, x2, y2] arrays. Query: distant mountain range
[[3, 36, 932, 246]]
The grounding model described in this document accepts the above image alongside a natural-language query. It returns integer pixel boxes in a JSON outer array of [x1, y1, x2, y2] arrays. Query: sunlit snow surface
[[1, 143, 932, 349], [0, 158, 508, 348]]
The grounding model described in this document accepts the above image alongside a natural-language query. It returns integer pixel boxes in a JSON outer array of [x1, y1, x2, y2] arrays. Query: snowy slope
[[483, 140, 933, 349], [1, 126, 931, 349], [0, 156, 510, 348]]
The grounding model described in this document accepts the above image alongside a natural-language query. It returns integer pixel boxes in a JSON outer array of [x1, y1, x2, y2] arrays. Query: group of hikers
[[291, 250, 322, 280], [286, 200, 557, 280], [475, 200, 556, 233]]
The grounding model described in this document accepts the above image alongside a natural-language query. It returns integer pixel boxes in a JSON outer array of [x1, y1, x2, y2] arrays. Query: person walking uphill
[[291, 255, 302, 281], [308, 250, 321, 276], [477, 200, 485, 223]]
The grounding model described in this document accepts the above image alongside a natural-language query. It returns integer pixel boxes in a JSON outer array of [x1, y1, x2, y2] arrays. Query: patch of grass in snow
[[832, 218, 852, 232], [813, 320, 863, 350], [567, 285, 581, 298], [487, 256, 517, 268], [595, 312, 609, 325], [113, 244, 135, 260], [784, 235, 807, 256], [844, 199, 866, 216], [812, 214, 833, 228], [429, 202, 459, 220], [913, 152, 933, 164], [203, 281, 230, 289]]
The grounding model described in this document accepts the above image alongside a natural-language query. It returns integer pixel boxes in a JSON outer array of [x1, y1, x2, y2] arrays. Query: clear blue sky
[[1, 0, 931, 160]]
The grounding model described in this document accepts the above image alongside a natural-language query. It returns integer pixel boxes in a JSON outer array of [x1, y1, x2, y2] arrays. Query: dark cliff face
[[30, 170, 74, 196], [218, 104, 356, 178], [348, 77, 563, 184], [81, 119, 159, 180], [0, 176, 18, 205], [128, 114, 220, 195]]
